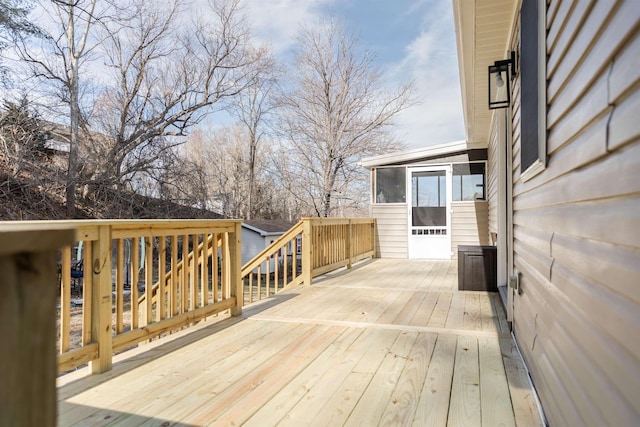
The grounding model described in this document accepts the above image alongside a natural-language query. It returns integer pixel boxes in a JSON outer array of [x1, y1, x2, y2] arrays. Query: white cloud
[[387, 0, 465, 149], [242, 0, 337, 55]]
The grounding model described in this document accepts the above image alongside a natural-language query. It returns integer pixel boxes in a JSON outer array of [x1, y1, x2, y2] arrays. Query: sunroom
[[362, 140, 490, 260]]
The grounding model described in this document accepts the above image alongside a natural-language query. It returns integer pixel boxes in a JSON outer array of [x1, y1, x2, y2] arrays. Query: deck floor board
[[57, 259, 542, 426]]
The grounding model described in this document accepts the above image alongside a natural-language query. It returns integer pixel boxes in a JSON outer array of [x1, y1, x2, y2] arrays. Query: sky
[[18, 0, 466, 151], [240, 0, 466, 149]]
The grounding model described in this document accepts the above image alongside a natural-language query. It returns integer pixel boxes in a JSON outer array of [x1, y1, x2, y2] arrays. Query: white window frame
[[372, 166, 408, 205]]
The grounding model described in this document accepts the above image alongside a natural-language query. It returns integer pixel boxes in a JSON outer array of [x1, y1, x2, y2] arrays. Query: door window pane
[[412, 170, 446, 227], [412, 171, 445, 207]]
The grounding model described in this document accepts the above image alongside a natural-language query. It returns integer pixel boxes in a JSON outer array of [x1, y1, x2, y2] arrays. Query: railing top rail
[[2, 219, 242, 242], [2, 219, 242, 227], [0, 226, 76, 255], [304, 217, 375, 226], [348, 218, 376, 225]]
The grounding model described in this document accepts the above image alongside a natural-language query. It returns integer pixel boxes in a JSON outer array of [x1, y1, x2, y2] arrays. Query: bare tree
[[176, 129, 212, 210], [16, 0, 105, 216], [183, 125, 249, 218], [182, 124, 288, 219], [89, 0, 265, 190], [277, 17, 412, 217], [227, 52, 278, 219]]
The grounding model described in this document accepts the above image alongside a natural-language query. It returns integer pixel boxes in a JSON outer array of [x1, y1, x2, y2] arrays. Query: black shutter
[[520, 0, 539, 171]]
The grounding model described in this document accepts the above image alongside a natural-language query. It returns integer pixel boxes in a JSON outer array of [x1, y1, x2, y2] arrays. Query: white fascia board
[[452, 0, 476, 143], [361, 139, 484, 168]]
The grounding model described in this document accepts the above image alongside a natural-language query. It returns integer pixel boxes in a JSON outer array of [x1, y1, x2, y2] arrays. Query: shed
[[241, 219, 297, 270], [361, 141, 489, 259]]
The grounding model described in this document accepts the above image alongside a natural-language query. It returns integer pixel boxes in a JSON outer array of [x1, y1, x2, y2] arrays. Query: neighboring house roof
[[360, 140, 486, 168], [242, 219, 296, 236]]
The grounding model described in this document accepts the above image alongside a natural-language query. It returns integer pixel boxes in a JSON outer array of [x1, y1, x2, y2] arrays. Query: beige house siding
[[507, 2, 640, 426], [487, 115, 500, 242], [451, 201, 489, 259], [371, 204, 408, 258]]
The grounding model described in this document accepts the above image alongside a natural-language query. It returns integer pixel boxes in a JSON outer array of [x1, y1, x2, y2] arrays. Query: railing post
[[302, 218, 313, 286], [230, 221, 243, 316], [371, 219, 377, 258], [0, 226, 74, 427], [90, 224, 113, 374], [346, 219, 353, 269]]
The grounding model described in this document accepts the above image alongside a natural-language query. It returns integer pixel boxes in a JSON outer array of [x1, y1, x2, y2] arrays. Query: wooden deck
[[57, 259, 542, 426]]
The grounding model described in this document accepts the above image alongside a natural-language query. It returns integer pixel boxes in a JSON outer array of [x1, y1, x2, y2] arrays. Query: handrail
[[241, 220, 303, 276], [33, 219, 244, 375], [240, 218, 375, 304], [240, 220, 304, 303]]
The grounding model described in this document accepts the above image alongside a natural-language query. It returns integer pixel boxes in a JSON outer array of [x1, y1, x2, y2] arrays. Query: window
[[411, 171, 446, 227], [520, 0, 546, 176], [412, 171, 446, 208], [452, 163, 485, 201], [375, 167, 406, 203]]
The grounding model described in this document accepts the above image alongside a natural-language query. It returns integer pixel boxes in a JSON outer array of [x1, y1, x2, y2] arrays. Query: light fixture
[[488, 51, 516, 109]]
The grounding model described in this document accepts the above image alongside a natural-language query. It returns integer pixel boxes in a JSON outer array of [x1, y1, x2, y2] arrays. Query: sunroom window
[[375, 167, 406, 203], [452, 163, 485, 201]]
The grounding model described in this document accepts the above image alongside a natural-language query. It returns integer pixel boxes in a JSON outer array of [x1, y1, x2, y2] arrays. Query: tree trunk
[[66, 73, 79, 217], [323, 192, 331, 217]]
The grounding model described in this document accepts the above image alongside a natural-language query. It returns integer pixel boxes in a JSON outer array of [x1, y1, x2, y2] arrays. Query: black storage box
[[458, 245, 497, 292]]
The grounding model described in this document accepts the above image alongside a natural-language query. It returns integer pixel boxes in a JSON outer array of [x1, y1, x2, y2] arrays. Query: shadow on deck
[[58, 259, 542, 426]]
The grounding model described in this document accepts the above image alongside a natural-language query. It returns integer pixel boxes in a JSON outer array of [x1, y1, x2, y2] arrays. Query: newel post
[[0, 225, 74, 427], [230, 221, 243, 316], [302, 218, 313, 286], [90, 224, 113, 374]]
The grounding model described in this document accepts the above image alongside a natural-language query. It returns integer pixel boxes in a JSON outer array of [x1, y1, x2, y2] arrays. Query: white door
[[408, 166, 452, 259]]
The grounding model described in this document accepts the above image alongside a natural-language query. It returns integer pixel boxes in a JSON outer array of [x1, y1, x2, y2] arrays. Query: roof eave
[[361, 139, 486, 168], [451, 0, 517, 145]]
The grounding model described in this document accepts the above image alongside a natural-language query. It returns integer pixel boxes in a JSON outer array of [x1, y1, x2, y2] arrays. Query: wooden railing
[[240, 218, 375, 303], [241, 221, 304, 303], [307, 218, 376, 277], [52, 219, 242, 374], [17, 217, 371, 375]]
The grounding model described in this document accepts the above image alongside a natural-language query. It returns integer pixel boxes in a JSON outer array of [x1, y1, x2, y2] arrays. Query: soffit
[[453, 0, 516, 145]]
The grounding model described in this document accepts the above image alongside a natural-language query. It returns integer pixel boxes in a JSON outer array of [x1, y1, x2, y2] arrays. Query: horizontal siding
[[451, 202, 489, 259], [372, 204, 408, 258], [508, 2, 640, 426], [487, 114, 499, 237], [547, 1, 638, 120], [241, 229, 266, 266]]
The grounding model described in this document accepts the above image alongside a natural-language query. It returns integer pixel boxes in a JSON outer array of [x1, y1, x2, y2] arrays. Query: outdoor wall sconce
[[488, 51, 516, 109]]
